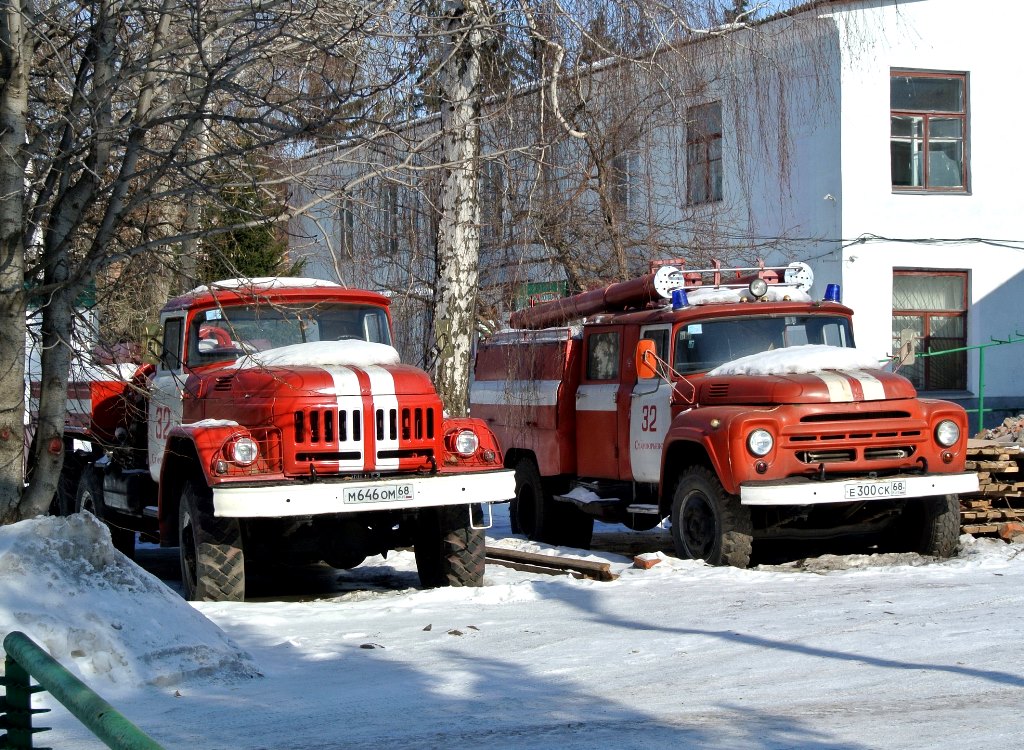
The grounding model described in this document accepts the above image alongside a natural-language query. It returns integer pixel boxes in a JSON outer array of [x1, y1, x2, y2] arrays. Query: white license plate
[[843, 479, 907, 500], [343, 483, 414, 504]]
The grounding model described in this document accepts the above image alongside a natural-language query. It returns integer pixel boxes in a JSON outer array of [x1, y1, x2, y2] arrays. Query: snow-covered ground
[[3, 507, 1024, 749]]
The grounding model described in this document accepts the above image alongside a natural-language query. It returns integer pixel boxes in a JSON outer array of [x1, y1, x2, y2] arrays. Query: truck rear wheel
[[76, 468, 136, 560], [670, 467, 752, 568], [178, 479, 245, 602], [414, 505, 485, 588], [510, 458, 594, 549], [885, 494, 960, 558]]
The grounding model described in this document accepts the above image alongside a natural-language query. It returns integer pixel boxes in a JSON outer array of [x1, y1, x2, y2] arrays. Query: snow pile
[[686, 285, 812, 305], [976, 414, 1024, 443], [188, 277, 341, 294], [709, 344, 882, 376], [0, 514, 259, 690], [238, 339, 400, 368], [561, 487, 606, 504]]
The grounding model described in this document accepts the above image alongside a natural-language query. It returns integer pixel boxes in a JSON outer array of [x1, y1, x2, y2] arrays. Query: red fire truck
[[470, 261, 977, 566], [59, 278, 514, 600]]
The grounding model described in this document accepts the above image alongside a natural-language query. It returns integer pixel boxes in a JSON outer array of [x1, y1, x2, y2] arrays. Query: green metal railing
[[912, 331, 1024, 432], [1, 631, 164, 750]]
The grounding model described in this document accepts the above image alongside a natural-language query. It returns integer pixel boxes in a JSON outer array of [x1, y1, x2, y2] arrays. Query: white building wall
[[825, 0, 1024, 416]]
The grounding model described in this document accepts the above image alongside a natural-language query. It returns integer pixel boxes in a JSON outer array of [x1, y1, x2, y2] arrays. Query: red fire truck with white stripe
[[470, 261, 978, 566], [61, 278, 514, 600]]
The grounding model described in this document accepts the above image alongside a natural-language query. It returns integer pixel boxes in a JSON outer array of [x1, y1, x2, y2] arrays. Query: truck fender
[[438, 417, 505, 472], [156, 423, 252, 543], [660, 423, 737, 513]]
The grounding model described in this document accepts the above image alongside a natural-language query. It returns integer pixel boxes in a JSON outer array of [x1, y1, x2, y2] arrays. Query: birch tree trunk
[[432, 0, 487, 417], [0, 0, 30, 522]]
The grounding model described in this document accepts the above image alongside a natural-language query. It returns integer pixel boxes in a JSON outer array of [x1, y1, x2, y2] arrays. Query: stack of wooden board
[[960, 439, 1024, 535]]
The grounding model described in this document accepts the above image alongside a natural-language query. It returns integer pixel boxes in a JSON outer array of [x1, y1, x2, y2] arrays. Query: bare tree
[[0, 0, 414, 523], [287, 1, 830, 353]]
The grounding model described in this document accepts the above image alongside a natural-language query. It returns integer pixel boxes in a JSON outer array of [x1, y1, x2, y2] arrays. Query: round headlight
[[231, 436, 259, 466], [935, 420, 960, 448], [453, 429, 480, 457], [748, 278, 769, 299], [747, 429, 774, 457]]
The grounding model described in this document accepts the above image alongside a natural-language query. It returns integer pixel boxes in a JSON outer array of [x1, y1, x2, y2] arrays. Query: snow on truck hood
[[708, 345, 882, 377], [702, 345, 913, 405], [235, 340, 401, 368], [214, 340, 435, 398]]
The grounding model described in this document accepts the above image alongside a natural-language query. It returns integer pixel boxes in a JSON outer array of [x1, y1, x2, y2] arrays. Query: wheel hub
[[681, 493, 715, 559]]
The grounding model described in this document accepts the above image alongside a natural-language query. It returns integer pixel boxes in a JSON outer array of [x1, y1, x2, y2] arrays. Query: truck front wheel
[[885, 494, 960, 558], [414, 505, 485, 588], [670, 467, 753, 568], [178, 479, 245, 602]]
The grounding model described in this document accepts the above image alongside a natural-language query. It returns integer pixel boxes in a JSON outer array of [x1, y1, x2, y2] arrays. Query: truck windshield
[[673, 315, 854, 374], [188, 302, 392, 365]]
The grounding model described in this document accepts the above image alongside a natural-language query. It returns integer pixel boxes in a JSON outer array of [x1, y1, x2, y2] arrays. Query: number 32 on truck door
[[630, 325, 672, 484], [154, 404, 172, 439]]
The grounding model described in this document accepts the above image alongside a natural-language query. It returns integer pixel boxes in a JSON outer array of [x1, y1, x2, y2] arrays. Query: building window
[[686, 102, 722, 204], [610, 151, 638, 215], [892, 270, 967, 391], [891, 71, 967, 191], [479, 160, 504, 245], [337, 197, 354, 258], [383, 182, 399, 255]]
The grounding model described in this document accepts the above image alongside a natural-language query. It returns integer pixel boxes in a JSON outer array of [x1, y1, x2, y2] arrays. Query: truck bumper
[[739, 471, 979, 506], [212, 469, 516, 518]]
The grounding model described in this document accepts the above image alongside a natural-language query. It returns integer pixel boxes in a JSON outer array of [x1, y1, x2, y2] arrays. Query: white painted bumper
[[212, 469, 516, 518], [740, 472, 979, 506]]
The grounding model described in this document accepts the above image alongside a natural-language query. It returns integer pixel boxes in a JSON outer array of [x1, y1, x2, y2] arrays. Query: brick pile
[[975, 415, 1024, 444]]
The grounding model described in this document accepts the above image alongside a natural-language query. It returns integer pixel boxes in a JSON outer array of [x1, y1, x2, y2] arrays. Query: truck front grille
[[291, 404, 438, 465], [795, 445, 917, 465], [797, 449, 855, 464], [800, 411, 912, 423], [402, 407, 435, 440], [294, 408, 362, 444]]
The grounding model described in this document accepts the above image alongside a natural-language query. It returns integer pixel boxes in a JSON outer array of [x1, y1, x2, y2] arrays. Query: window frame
[[337, 196, 354, 259], [891, 269, 968, 391], [686, 101, 723, 205], [890, 69, 969, 193], [585, 329, 621, 382], [638, 324, 671, 380], [159, 317, 184, 372], [479, 159, 505, 245]]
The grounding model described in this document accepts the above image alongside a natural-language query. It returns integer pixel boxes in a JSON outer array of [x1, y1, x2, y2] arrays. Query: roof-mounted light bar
[[651, 261, 815, 300]]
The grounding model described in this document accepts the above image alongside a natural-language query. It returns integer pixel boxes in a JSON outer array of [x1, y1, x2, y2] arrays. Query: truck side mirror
[[897, 328, 917, 367], [635, 340, 658, 379]]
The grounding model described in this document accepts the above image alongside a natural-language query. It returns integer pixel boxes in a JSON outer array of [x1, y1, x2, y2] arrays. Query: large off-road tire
[[76, 467, 136, 560], [178, 479, 245, 602], [510, 458, 594, 549], [886, 494, 960, 558], [670, 466, 753, 568], [414, 505, 485, 588]]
